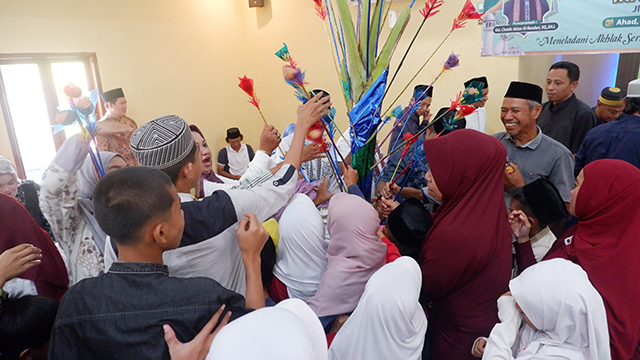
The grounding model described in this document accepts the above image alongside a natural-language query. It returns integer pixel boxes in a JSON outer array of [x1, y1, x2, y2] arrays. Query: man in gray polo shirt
[[493, 81, 574, 207]]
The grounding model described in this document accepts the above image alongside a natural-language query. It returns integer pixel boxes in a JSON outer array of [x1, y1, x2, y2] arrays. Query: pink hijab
[[307, 193, 387, 317]]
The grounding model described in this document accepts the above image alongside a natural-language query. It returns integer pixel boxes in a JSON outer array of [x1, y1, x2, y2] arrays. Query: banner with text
[[480, 0, 640, 56]]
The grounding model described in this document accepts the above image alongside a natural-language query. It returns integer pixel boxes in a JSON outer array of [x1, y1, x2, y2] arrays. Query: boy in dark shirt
[[49, 167, 267, 360]]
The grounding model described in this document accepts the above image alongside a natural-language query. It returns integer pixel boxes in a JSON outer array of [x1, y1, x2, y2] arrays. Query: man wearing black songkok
[[537, 61, 597, 153], [493, 81, 574, 212], [97, 88, 139, 165]]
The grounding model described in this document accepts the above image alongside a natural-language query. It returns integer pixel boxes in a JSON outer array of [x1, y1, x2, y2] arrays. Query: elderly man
[[537, 61, 597, 154], [575, 79, 640, 175], [493, 81, 574, 208], [217, 127, 255, 180], [97, 88, 138, 165], [593, 86, 626, 125]]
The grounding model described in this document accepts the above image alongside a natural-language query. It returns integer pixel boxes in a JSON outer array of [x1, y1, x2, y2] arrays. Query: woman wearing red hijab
[[514, 159, 640, 360], [0, 194, 68, 301], [420, 129, 513, 359]]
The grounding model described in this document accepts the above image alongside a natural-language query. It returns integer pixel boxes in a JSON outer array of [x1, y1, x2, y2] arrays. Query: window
[[0, 53, 102, 181]]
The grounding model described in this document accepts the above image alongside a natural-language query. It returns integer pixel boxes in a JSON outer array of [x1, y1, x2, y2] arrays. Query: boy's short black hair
[[510, 186, 547, 227], [0, 295, 59, 359], [93, 166, 176, 246], [549, 61, 580, 83], [162, 142, 198, 184], [385, 198, 433, 262]]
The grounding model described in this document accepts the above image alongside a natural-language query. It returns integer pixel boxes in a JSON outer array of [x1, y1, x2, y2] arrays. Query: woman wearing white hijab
[[482, 258, 610, 360], [272, 194, 328, 302], [206, 298, 327, 360], [328, 256, 427, 360]]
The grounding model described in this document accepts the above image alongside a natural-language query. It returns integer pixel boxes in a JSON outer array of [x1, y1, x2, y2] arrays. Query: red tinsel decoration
[[313, 0, 327, 20], [452, 0, 482, 31], [419, 0, 444, 19], [238, 76, 260, 109], [455, 105, 476, 118], [449, 91, 462, 111]]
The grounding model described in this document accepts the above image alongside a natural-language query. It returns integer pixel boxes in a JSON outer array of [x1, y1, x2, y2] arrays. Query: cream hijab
[[510, 258, 610, 360], [206, 299, 327, 360], [273, 194, 328, 302], [328, 257, 427, 360]]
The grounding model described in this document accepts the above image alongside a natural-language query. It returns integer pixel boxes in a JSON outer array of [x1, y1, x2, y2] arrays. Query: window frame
[[0, 52, 103, 179]]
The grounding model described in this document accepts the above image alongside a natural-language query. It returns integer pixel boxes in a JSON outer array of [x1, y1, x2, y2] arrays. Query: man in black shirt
[[537, 61, 597, 154]]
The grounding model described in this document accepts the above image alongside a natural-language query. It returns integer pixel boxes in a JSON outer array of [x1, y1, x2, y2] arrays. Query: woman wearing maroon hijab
[[420, 129, 513, 360], [516, 159, 640, 360], [0, 194, 68, 301]]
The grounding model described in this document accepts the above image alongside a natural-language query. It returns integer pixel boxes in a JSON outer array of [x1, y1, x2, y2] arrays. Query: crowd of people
[[1, 60, 640, 360]]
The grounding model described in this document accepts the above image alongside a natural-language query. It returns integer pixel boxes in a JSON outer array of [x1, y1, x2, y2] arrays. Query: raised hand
[[344, 166, 359, 187], [302, 143, 325, 163], [0, 244, 42, 287], [508, 210, 531, 243], [313, 178, 334, 206], [296, 92, 332, 130], [236, 213, 269, 258], [259, 124, 281, 154]]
